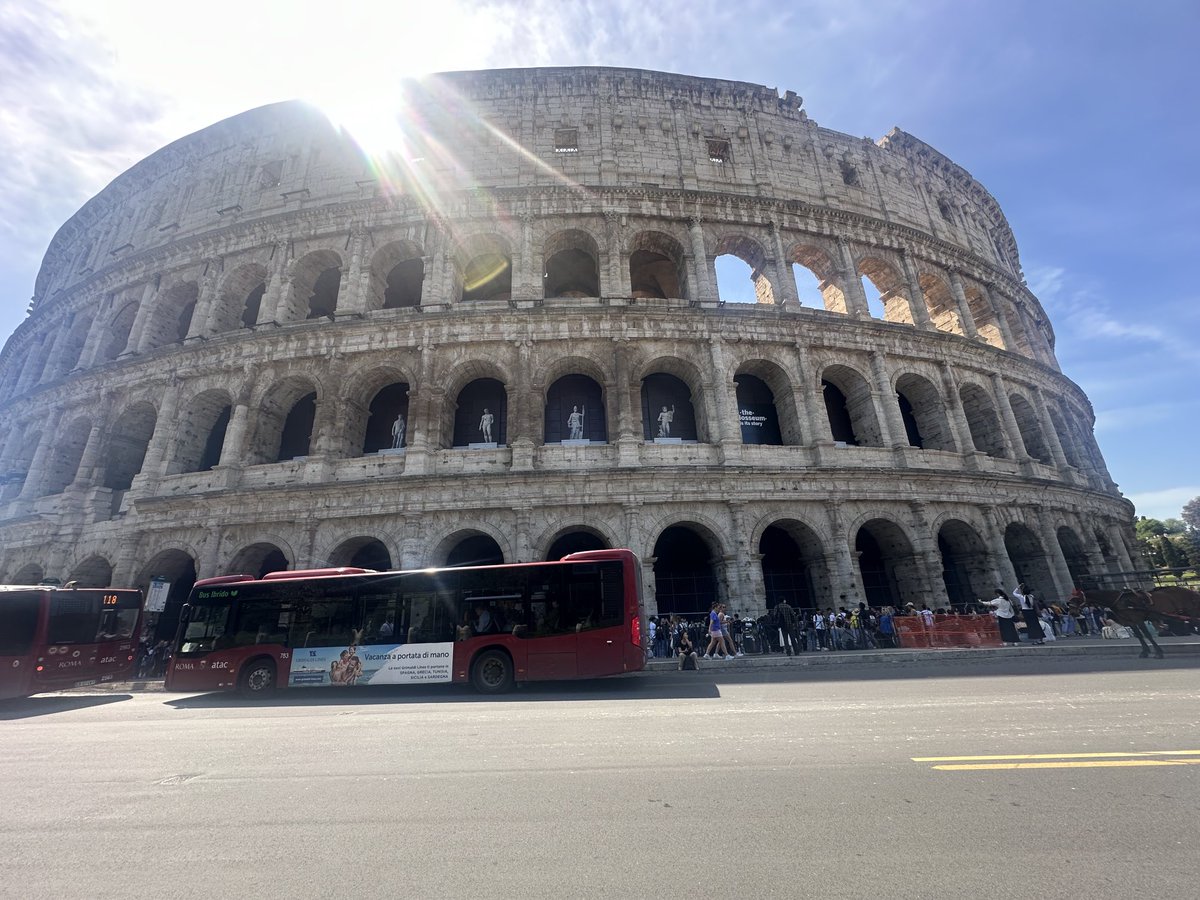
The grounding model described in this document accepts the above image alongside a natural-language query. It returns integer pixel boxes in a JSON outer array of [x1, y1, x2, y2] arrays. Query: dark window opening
[[242, 283, 266, 328], [554, 128, 579, 153], [840, 161, 859, 187], [383, 259, 424, 309], [277, 392, 316, 461], [822, 381, 857, 445], [707, 139, 730, 163], [199, 406, 231, 471], [175, 301, 196, 342], [897, 393, 923, 448], [306, 267, 341, 319]]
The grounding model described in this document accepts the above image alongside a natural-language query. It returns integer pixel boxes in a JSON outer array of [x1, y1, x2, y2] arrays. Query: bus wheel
[[239, 658, 276, 697], [471, 649, 514, 694]]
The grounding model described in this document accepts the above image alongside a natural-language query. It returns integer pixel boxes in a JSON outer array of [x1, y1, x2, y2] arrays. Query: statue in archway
[[479, 408, 494, 443], [656, 404, 675, 438], [567, 405, 585, 440], [390, 413, 406, 449]]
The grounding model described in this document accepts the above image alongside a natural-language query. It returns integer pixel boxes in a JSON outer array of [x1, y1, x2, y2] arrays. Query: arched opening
[[545, 375, 606, 443], [821, 365, 881, 447], [760, 521, 826, 612], [306, 268, 341, 319], [1048, 406, 1083, 468], [855, 519, 922, 609], [277, 392, 317, 461], [543, 230, 600, 298], [919, 272, 963, 335], [545, 530, 609, 561], [640, 373, 697, 441], [714, 235, 773, 305], [628, 231, 686, 299], [329, 537, 392, 571], [172, 390, 232, 474], [363, 382, 410, 453], [51, 313, 91, 376], [367, 240, 425, 311], [453, 378, 507, 447], [938, 521, 991, 610], [790, 244, 845, 313], [40, 415, 90, 495], [100, 301, 138, 362], [10, 563, 44, 584], [1, 427, 39, 501], [241, 283, 266, 328], [211, 263, 269, 333], [1009, 394, 1051, 463], [142, 282, 199, 351], [103, 402, 157, 491], [135, 549, 198, 641], [1003, 522, 1055, 601], [1094, 528, 1121, 576], [383, 259, 424, 309], [959, 383, 1007, 458], [446, 534, 504, 567], [652, 525, 719, 616], [895, 374, 955, 452], [1057, 526, 1090, 587], [859, 258, 913, 324], [457, 236, 512, 303], [734, 374, 783, 445], [965, 285, 1005, 349], [285, 250, 343, 322], [229, 543, 290, 579], [68, 555, 113, 588]]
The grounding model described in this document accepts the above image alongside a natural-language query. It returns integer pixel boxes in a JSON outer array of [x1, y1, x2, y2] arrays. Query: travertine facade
[[0, 67, 1137, 629]]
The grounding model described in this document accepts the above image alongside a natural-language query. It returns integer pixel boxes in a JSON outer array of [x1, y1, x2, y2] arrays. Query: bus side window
[[562, 562, 623, 632]]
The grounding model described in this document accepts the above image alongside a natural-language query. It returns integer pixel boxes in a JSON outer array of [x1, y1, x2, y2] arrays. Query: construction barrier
[[893, 614, 1002, 649]]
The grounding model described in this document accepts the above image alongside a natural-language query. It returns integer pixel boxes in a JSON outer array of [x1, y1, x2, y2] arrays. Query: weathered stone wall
[[0, 67, 1133, 615]]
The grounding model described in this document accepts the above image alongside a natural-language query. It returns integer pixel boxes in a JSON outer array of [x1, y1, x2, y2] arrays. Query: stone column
[[400, 514, 425, 568], [937, 363, 975, 460], [132, 382, 181, 491], [686, 216, 717, 305], [510, 339, 535, 471], [309, 356, 346, 459], [980, 506, 1019, 590], [187, 259, 222, 339], [1030, 388, 1069, 469], [69, 420, 108, 490], [125, 279, 160, 355], [16, 409, 64, 501], [727, 500, 763, 615], [260, 239, 293, 325], [402, 342, 437, 475], [825, 499, 863, 605], [869, 351, 904, 449], [990, 373, 1029, 461], [77, 295, 115, 370], [336, 229, 369, 316], [983, 283, 1018, 351], [513, 506, 533, 562], [602, 210, 625, 298], [1034, 508, 1075, 600], [900, 250, 934, 330], [708, 337, 740, 460], [1073, 513, 1108, 582], [515, 213, 536, 301], [614, 338, 640, 467], [1105, 521, 1137, 578], [792, 342, 825, 445], [908, 501, 944, 608], [623, 502, 644, 558], [37, 321, 75, 382], [218, 402, 252, 468], [837, 238, 870, 317], [768, 221, 799, 306], [947, 269, 980, 339], [419, 219, 446, 309]]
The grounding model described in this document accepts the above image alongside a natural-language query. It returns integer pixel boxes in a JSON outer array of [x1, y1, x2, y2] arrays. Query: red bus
[[0, 585, 145, 700], [167, 549, 645, 696]]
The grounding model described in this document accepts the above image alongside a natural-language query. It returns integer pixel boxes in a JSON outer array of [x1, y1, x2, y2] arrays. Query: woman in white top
[[981, 589, 1021, 645]]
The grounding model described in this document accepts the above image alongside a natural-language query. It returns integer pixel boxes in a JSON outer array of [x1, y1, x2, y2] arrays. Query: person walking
[[773, 599, 800, 656], [1012, 583, 1044, 645], [982, 589, 1021, 646]]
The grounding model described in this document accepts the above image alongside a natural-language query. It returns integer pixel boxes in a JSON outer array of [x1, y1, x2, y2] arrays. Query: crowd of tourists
[[648, 589, 1119, 667]]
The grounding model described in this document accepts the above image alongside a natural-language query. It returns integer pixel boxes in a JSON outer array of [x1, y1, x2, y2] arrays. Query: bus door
[[523, 569, 575, 679], [567, 563, 626, 678], [0, 591, 40, 699]]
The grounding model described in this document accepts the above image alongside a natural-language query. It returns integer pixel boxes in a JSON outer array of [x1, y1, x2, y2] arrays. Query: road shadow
[[0, 693, 133, 720], [166, 673, 721, 709]]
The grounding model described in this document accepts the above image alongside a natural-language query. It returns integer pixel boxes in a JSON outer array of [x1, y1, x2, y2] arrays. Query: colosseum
[[0, 67, 1139, 635]]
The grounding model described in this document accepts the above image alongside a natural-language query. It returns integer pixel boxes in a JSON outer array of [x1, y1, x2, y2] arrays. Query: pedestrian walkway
[[645, 634, 1200, 672]]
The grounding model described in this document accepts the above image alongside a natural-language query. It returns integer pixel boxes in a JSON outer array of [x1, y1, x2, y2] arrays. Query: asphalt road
[[3, 656, 1198, 900]]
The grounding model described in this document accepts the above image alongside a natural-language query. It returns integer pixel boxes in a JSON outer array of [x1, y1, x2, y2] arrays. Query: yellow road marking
[[912, 750, 1200, 762], [933, 759, 1200, 771]]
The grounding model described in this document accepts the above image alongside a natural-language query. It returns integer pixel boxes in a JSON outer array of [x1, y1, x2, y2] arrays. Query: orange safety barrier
[[893, 614, 1002, 649]]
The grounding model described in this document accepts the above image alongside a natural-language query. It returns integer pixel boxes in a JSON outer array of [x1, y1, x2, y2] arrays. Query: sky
[[0, 0, 1196, 520]]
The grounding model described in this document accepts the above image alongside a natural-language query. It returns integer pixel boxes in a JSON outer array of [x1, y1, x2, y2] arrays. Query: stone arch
[[821, 364, 882, 447], [543, 228, 600, 298], [10, 562, 45, 584], [248, 375, 320, 465], [1, 425, 40, 501], [102, 401, 157, 491], [451, 376, 508, 448], [286, 249, 343, 321], [854, 518, 924, 608], [789, 242, 846, 313], [918, 271, 964, 335], [859, 256, 916, 324], [545, 374, 606, 443], [99, 300, 138, 362], [1003, 521, 1055, 601], [67, 554, 114, 588], [48, 310, 92, 377], [628, 230, 687, 300], [1009, 392, 1051, 463], [650, 521, 725, 616], [714, 233, 774, 304], [544, 527, 611, 561], [212, 262, 269, 333], [894, 372, 956, 451], [1047, 403, 1083, 468], [228, 541, 292, 578], [143, 280, 198, 351], [758, 518, 829, 612], [734, 357, 803, 445], [39, 413, 91, 495], [455, 233, 513, 303], [937, 519, 992, 609], [438, 359, 512, 449], [1056, 525, 1091, 587], [533, 516, 621, 561], [368, 239, 425, 311], [431, 526, 511, 567], [640, 357, 704, 442], [171, 388, 233, 474], [135, 547, 199, 640], [958, 382, 1007, 458], [327, 535, 395, 570], [361, 378, 412, 455], [964, 283, 1005, 349]]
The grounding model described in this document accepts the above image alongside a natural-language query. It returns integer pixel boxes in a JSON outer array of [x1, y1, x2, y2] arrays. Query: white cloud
[[1125, 486, 1200, 522]]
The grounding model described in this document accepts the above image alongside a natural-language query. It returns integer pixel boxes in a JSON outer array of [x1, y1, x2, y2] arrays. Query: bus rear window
[[47, 595, 102, 644], [0, 594, 40, 655]]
